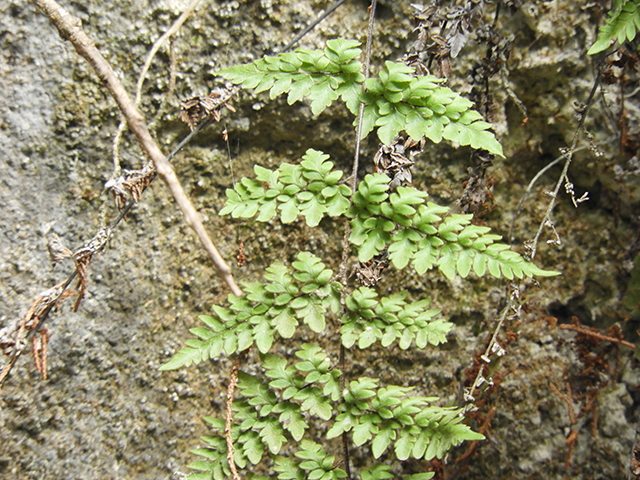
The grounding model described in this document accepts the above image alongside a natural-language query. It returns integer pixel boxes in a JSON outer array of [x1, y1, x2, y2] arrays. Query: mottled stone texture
[[1, 1, 639, 479]]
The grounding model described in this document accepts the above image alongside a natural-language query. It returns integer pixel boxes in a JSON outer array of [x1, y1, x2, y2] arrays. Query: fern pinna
[[162, 38, 558, 480]]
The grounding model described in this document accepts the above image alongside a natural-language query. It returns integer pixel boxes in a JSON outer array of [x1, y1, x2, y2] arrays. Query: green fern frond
[[348, 173, 559, 280], [218, 38, 503, 154], [340, 288, 452, 350], [218, 38, 363, 116], [220, 149, 351, 227], [588, 0, 640, 54], [327, 379, 482, 461], [359, 61, 503, 155], [160, 253, 341, 370]]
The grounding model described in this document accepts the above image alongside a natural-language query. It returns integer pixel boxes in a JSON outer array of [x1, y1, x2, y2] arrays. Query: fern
[[219, 155, 558, 281], [219, 149, 351, 227], [588, 0, 640, 54], [359, 61, 503, 152], [218, 39, 503, 156], [326, 379, 483, 460], [160, 253, 341, 371], [219, 38, 363, 116], [163, 35, 560, 480]]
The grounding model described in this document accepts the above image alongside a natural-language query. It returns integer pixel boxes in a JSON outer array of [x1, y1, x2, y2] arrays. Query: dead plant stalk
[[31, 0, 242, 296]]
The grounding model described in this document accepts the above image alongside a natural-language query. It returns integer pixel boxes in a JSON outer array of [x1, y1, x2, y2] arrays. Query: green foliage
[[218, 38, 364, 116], [588, 0, 640, 54], [219, 149, 351, 227], [164, 35, 560, 480], [326, 379, 483, 461], [341, 288, 451, 350], [348, 173, 559, 280], [220, 153, 558, 282], [160, 252, 341, 370], [218, 38, 503, 155], [359, 61, 503, 153]]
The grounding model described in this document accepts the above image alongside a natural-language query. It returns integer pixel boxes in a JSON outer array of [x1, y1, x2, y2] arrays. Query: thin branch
[[550, 382, 576, 425], [32, 0, 242, 296], [350, 0, 377, 195], [558, 323, 635, 349], [336, 3, 377, 478], [279, 0, 348, 53], [464, 287, 517, 405], [112, 0, 202, 176], [528, 69, 601, 260], [508, 147, 589, 243]]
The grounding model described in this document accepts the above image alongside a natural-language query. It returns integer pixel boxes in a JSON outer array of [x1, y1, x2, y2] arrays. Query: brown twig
[[550, 382, 578, 471], [564, 429, 579, 471], [455, 407, 496, 463], [112, 0, 202, 175], [550, 382, 576, 426], [32, 0, 242, 297], [225, 349, 249, 480], [558, 323, 635, 349]]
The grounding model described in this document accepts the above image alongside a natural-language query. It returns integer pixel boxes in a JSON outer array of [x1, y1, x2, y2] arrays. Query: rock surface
[[1, 1, 639, 479]]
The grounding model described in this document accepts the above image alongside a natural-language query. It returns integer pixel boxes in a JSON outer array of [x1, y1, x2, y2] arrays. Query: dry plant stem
[[558, 323, 635, 348], [528, 72, 601, 260], [466, 293, 514, 401], [226, 350, 248, 480], [338, 0, 377, 289], [32, 0, 242, 296], [549, 382, 578, 470], [112, 0, 202, 175], [0, 274, 76, 389], [448, 411, 501, 478], [508, 147, 589, 243], [550, 382, 576, 425], [451, 406, 496, 473], [564, 429, 579, 470]]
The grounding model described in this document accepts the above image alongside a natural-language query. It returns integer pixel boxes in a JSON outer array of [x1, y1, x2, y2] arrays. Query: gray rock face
[[1, 1, 639, 479]]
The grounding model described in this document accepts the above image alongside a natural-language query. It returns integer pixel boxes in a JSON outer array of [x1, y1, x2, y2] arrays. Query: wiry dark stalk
[[508, 147, 589, 244], [528, 66, 602, 260], [336, 2, 377, 478], [279, 0, 348, 53]]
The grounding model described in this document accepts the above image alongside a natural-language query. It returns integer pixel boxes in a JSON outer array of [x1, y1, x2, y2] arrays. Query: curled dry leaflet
[[72, 227, 112, 312], [373, 135, 425, 190], [352, 253, 390, 287], [0, 280, 74, 382], [177, 86, 238, 131], [46, 233, 73, 265], [106, 162, 156, 211], [236, 238, 247, 268]]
